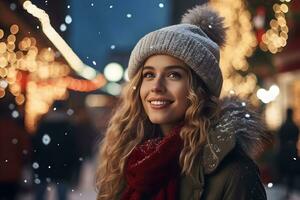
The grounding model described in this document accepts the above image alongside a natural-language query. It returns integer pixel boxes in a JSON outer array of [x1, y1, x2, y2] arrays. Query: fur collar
[[202, 96, 271, 174]]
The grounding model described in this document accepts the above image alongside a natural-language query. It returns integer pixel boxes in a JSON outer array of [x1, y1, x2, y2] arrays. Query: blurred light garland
[[259, 1, 290, 54], [0, 24, 106, 132], [210, 0, 258, 100]]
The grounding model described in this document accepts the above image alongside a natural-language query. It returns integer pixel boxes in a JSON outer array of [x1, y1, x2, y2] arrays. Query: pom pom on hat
[[181, 4, 226, 47]]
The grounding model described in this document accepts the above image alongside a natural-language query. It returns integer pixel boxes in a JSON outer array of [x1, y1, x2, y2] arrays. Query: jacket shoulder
[[202, 147, 267, 200]]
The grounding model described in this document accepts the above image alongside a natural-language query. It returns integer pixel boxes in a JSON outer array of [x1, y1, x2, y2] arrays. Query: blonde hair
[[95, 67, 219, 200]]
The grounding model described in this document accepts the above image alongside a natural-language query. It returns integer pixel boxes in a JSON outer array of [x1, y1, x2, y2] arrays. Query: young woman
[[96, 4, 270, 200]]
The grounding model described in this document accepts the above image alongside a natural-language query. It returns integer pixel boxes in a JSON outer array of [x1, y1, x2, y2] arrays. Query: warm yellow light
[[7, 34, 16, 43], [277, 17, 286, 26], [7, 52, 17, 64], [280, 32, 288, 39], [19, 40, 29, 50], [23, 37, 32, 47], [0, 57, 8, 68], [260, 42, 268, 52], [0, 68, 8, 78], [10, 24, 19, 35], [281, 26, 289, 33], [16, 51, 24, 60], [7, 43, 16, 52], [39, 48, 55, 62], [0, 42, 7, 54], [0, 29, 4, 39], [273, 4, 281, 13], [0, 89, 5, 98], [16, 94, 25, 105], [262, 2, 289, 54], [30, 37, 37, 46], [280, 4, 289, 13], [270, 19, 278, 29], [28, 46, 38, 56], [37, 65, 50, 79]]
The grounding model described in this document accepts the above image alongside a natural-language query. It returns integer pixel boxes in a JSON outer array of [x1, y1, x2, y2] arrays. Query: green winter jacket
[[116, 98, 269, 200]]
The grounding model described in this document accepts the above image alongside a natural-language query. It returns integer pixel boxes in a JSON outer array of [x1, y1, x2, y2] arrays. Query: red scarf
[[121, 125, 183, 200]]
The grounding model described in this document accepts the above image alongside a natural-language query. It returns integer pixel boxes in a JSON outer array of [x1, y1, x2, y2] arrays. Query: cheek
[[139, 83, 146, 100], [178, 86, 190, 110]]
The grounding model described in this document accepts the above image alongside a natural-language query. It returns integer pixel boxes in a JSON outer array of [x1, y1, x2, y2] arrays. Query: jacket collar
[[202, 96, 270, 174]]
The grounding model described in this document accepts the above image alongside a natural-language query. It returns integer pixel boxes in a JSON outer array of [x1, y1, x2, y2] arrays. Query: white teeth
[[150, 101, 169, 105]]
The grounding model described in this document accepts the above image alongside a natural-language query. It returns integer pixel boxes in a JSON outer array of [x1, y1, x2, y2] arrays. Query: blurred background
[[0, 0, 300, 199]]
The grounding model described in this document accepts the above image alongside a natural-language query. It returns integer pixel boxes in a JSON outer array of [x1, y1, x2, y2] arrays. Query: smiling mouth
[[148, 100, 173, 109]]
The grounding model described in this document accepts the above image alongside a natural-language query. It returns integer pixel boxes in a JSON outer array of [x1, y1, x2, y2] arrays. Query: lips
[[147, 98, 173, 109]]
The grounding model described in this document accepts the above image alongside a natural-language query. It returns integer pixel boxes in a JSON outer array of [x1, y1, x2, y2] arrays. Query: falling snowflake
[[92, 61, 97, 65], [12, 138, 18, 144], [267, 183, 273, 188], [67, 5, 71, 9], [11, 110, 19, 118], [32, 162, 40, 169], [10, 3, 17, 11], [110, 45, 116, 50], [34, 178, 41, 184], [159, 3, 164, 8], [65, 15, 72, 24], [109, 5, 113, 9], [42, 134, 51, 145], [60, 24, 67, 32], [91, 3, 94, 7], [126, 13, 132, 18], [67, 108, 74, 116], [34, 178, 41, 185], [9, 103, 15, 110]]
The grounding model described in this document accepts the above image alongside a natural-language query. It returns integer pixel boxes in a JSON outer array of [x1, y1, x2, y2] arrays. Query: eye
[[142, 72, 154, 79], [168, 72, 181, 79]]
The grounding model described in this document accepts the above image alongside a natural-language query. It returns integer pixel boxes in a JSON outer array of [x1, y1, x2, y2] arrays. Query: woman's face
[[140, 54, 189, 135]]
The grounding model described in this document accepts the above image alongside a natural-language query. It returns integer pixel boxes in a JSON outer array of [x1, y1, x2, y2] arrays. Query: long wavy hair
[[95, 65, 220, 200]]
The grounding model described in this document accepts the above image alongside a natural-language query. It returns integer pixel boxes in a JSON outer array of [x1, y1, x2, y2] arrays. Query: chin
[[148, 116, 174, 125], [148, 118, 164, 124]]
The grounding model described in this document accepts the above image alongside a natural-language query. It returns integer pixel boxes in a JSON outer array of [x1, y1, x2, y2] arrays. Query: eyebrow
[[142, 65, 187, 72]]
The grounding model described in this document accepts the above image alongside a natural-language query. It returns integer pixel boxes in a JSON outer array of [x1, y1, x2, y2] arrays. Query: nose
[[151, 76, 166, 93]]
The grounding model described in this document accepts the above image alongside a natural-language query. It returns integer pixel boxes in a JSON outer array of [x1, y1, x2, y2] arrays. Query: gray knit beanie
[[127, 4, 226, 97]]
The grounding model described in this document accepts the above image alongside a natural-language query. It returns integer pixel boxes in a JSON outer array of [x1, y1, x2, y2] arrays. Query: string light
[[211, 0, 258, 99], [0, 23, 106, 132], [260, 3, 290, 54], [0, 1, 110, 132]]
